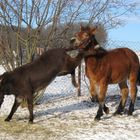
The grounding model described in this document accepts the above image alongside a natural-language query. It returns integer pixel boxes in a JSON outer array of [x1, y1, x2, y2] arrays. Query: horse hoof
[[127, 111, 133, 116], [113, 111, 123, 116], [73, 82, 79, 88], [75, 83, 79, 88], [90, 97, 98, 103], [94, 113, 102, 121], [5, 118, 10, 122], [104, 107, 109, 114], [124, 108, 128, 115], [28, 120, 33, 124], [113, 112, 117, 116], [94, 116, 101, 122]]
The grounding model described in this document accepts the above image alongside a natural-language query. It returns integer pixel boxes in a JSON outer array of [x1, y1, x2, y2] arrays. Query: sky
[[109, 15, 140, 42]]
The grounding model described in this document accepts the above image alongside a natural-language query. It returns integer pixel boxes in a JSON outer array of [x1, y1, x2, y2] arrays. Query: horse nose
[[70, 38, 76, 44]]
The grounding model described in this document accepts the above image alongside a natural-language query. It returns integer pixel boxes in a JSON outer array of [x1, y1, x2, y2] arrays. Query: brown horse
[[71, 25, 140, 120]]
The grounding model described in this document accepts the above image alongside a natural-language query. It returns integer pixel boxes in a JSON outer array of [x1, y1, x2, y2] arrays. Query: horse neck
[[86, 36, 99, 50], [93, 39, 99, 46], [72, 52, 84, 65], [85, 55, 97, 65], [84, 50, 103, 71], [66, 52, 84, 70], [91, 35, 99, 47]]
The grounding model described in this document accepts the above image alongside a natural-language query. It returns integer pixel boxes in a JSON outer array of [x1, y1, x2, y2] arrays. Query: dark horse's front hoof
[[28, 120, 34, 124], [5, 118, 11, 122]]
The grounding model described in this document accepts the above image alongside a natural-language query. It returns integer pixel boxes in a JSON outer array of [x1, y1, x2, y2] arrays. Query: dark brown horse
[[71, 25, 140, 120], [0, 48, 90, 123]]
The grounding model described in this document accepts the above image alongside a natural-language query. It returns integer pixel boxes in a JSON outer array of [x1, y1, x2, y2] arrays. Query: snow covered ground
[[0, 61, 140, 140]]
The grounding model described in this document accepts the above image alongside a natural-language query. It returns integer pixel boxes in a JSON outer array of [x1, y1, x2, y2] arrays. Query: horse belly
[[30, 68, 59, 92], [110, 69, 129, 84]]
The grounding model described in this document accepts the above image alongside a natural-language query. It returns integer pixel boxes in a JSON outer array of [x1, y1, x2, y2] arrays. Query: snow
[[0, 63, 140, 140]]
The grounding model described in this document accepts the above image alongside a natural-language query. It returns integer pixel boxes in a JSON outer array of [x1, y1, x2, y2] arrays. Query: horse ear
[[91, 26, 97, 34], [85, 25, 90, 31], [80, 24, 85, 31]]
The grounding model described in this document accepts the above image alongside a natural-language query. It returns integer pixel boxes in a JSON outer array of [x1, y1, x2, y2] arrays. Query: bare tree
[[0, 0, 138, 66], [0, 0, 139, 103]]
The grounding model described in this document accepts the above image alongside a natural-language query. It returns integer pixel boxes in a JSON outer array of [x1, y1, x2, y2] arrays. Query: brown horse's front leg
[[89, 79, 98, 102], [95, 82, 108, 121], [95, 103, 104, 121], [5, 97, 21, 122]]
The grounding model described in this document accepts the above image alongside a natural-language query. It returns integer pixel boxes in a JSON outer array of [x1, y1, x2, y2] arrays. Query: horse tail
[[0, 72, 6, 81], [137, 67, 140, 85], [0, 74, 4, 80]]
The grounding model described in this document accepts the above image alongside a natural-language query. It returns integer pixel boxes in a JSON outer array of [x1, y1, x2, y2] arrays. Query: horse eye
[[75, 33, 78, 37], [83, 33, 89, 37]]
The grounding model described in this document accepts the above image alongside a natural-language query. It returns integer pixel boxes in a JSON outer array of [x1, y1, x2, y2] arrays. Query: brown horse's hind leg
[[128, 74, 137, 115], [114, 81, 128, 115], [95, 81, 108, 121]]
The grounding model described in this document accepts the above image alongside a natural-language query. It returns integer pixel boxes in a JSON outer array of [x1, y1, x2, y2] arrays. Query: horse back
[[0, 48, 67, 94], [106, 48, 139, 83], [85, 47, 139, 84], [108, 48, 139, 67]]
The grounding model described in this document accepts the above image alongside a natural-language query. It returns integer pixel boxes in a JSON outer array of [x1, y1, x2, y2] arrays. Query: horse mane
[[92, 47, 108, 58], [0, 72, 10, 84], [97, 47, 107, 53], [89, 34, 107, 57]]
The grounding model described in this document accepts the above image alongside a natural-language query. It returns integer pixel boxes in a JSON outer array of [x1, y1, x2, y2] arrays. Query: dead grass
[[0, 115, 83, 140], [0, 117, 54, 140]]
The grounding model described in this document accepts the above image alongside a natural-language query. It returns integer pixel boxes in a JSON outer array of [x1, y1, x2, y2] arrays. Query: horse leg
[[71, 70, 78, 88], [114, 81, 128, 115], [128, 74, 137, 115], [27, 94, 34, 123], [95, 81, 108, 121], [89, 79, 98, 102], [103, 104, 109, 114], [5, 97, 21, 121]]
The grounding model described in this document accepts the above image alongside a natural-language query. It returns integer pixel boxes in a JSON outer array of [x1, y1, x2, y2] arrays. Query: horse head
[[0, 72, 11, 108], [70, 25, 100, 50], [0, 73, 5, 108]]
